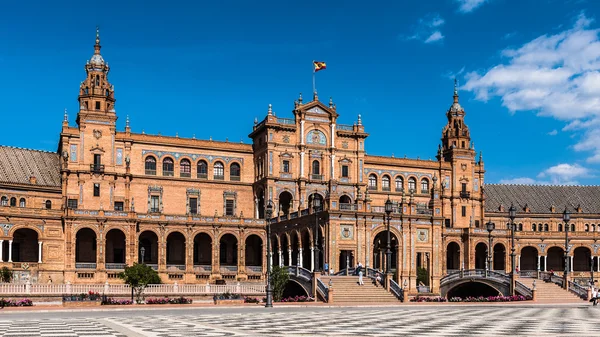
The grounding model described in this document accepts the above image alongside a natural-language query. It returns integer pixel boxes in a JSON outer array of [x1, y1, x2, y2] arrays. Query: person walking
[[358, 263, 364, 286]]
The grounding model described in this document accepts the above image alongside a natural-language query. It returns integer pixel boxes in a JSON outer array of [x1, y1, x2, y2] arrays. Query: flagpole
[[312, 60, 316, 95]]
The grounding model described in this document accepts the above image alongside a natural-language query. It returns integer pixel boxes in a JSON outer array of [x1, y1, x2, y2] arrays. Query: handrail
[[568, 281, 588, 300], [285, 266, 313, 281], [389, 279, 404, 302], [317, 278, 329, 302], [515, 280, 533, 297], [440, 269, 510, 286]]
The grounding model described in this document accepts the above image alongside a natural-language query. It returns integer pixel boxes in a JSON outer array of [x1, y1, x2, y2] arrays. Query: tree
[[118, 263, 161, 303], [0, 267, 12, 283], [269, 265, 289, 302]]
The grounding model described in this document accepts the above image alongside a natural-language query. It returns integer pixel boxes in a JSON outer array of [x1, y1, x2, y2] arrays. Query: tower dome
[[88, 27, 105, 67]]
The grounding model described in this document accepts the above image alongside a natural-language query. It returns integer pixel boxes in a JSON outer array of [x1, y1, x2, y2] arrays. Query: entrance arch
[[446, 242, 460, 271], [521, 246, 538, 271], [244, 234, 263, 267], [278, 191, 293, 216], [447, 282, 502, 298], [105, 229, 126, 267], [75, 228, 97, 266], [139, 231, 158, 264], [193, 233, 212, 268], [301, 230, 311, 270], [219, 234, 238, 267], [372, 231, 398, 271], [166, 232, 186, 266], [493, 243, 506, 271], [573, 247, 591, 271], [11, 228, 38, 262], [547, 246, 565, 271], [474, 242, 487, 269]]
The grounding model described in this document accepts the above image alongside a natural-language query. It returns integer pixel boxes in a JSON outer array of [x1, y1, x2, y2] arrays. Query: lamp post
[[486, 221, 495, 273], [508, 203, 517, 295], [313, 197, 321, 272], [384, 196, 393, 276], [265, 200, 274, 308], [591, 255, 595, 290], [563, 208, 571, 290]]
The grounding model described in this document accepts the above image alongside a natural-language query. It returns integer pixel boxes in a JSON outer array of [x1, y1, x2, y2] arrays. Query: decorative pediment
[[338, 157, 352, 163], [90, 144, 105, 153], [307, 106, 327, 114], [279, 151, 294, 158]]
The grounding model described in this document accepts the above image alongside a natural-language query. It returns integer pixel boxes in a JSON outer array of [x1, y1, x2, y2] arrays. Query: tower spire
[[453, 78, 459, 103], [94, 26, 101, 54]]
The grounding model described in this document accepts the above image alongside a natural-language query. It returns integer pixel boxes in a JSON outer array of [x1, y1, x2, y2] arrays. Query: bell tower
[[76, 27, 116, 126], [441, 79, 471, 160]]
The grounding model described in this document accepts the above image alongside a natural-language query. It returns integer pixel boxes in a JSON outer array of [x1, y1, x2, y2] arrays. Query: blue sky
[[1, 0, 600, 185]]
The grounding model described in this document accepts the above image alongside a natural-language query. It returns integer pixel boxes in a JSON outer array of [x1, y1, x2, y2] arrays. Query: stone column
[[299, 248, 303, 267], [0, 240, 3, 262], [570, 256, 574, 272], [288, 249, 292, 266], [278, 250, 283, 267], [8, 240, 13, 262], [310, 247, 315, 271], [517, 255, 521, 270], [597, 257, 600, 272], [543, 256, 547, 272], [537, 255, 540, 271], [38, 241, 43, 263]]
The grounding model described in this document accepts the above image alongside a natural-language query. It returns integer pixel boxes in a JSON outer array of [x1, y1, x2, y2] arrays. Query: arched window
[[593, 224, 597, 232], [558, 224, 563, 232], [19, 198, 26, 208], [585, 224, 589, 232], [544, 224, 549, 231], [10, 197, 16, 207], [518, 223, 523, 231], [532, 224, 536, 231], [571, 224, 575, 232], [408, 178, 416, 192], [145, 156, 157, 175], [180, 159, 191, 178], [382, 175, 391, 191], [230, 163, 241, 181], [162, 158, 174, 176], [214, 162, 224, 180], [311, 160, 321, 179], [45, 200, 52, 209], [420, 178, 429, 194], [0, 196, 7, 206], [197, 160, 208, 178], [395, 176, 404, 192], [368, 174, 377, 190]]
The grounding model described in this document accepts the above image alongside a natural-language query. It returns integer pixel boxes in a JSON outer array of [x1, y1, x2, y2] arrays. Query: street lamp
[[508, 203, 517, 295], [563, 207, 571, 290], [486, 221, 495, 273], [313, 197, 321, 273], [385, 196, 393, 276], [265, 200, 274, 308]]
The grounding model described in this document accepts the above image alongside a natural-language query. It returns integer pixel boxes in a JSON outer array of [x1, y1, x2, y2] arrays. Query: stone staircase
[[518, 278, 585, 303], [319, 276, 400, 304]]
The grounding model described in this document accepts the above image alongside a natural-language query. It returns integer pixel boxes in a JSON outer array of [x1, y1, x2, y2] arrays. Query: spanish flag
[[313, 61, 327, 72]]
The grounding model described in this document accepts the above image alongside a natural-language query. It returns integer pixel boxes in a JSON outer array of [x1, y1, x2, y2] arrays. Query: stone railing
[[568, 280, 588, 300], [515, 280, 533, 298], [389, 279, 404, 301], [75, 263, 97, 269], [317, 278, 329, 302], [0, 281, 265, 296]]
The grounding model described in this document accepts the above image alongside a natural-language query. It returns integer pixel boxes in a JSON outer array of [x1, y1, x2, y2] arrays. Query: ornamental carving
[[93, 129, 102, 140]]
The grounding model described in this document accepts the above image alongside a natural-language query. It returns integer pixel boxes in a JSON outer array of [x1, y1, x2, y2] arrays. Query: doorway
[[339, 250, 354, 272]]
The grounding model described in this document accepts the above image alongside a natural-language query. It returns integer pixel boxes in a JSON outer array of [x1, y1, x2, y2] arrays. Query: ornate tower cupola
[[441, 79, 471, 161], [76, 27, 116, 126]]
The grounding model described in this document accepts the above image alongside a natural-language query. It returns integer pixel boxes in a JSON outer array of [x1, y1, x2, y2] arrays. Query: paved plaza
[[1, 305, 599, 336]]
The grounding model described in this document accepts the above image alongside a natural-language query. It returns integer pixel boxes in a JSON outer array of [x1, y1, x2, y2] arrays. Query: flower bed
[[101, 298, 133, 305], [146, 297, 192, 305], [0, 298, 33, 307], [449, 295, 532, 302], [63, 291, 102, 302], [410, 296, 447, 302], [280, 295, 314, 303]]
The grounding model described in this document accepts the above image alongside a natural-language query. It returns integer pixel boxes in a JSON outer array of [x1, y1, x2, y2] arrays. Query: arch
[[45, 200, 52, 209], [139, 230, 158, 264], [278, 191, 293, 216], [166, 231, 186, 265], [19, 198, 25, 208], [284, 278, 311, 298], [219, 233, 238, 266], [0, 196, 7, 206], [447, 281, 504, 298], [180, 158, 191, 177], [10, 197, 16, 207], [162, 157, 174, 176], [547, 246, 565, 271], [520, 246, 538, 271], [105, 229, 126, 265], [75, 228, 97, 264], [446, 242, 460, 271], [493, 243, 506, 271], [245, 234, 263, 267], [197, 160, 208, 178], [475, 242, 487, 269], [408, 177, 417, 192], [339, 194, 352, 205], [381, 175, 391, 191], [214, 161, 224, 179], [306, 129, 327, 145], [281, 234, 290, 266], [301, 229, 311, 269], [193, 232, 212, 267], [573, 246, 592, 271], [311, 160, 321, 176], [420, 178, 429, 194], [11, 228, 38, 262], [144, 155, 157, 175], [395, 176, 404, 192], [230, 162, 241, 181], [532, 223, 537, 231], [372, 231, 399, 271], [368, 174, 377, 190]]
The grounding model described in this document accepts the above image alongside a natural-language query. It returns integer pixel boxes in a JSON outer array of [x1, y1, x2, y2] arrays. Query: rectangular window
[[95, 101, 101, 110], [475, 220, 480, 228], [461, 183, 467, 193], [444, 219, 451, 228], [114, 201, 124, 211], [93, 183, 100, 197], [341, 165, 349, 178], [461, 206, 467, 217], [225, 199, 235, 216], [150, 196, 160, 213], [67, 199, 78, 209], [189, 197, 198, 215], [282, 160, 290, 173]]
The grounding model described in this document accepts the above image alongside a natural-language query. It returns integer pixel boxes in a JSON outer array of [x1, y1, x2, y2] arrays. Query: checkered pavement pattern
[[1, 307, 600, 336]]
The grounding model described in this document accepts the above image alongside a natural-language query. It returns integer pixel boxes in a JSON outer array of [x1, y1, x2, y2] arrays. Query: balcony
[[163, 171, 174, 177], [106, 263, 126, 270], [460, 191, 471, 199], [180, 172, 191, 178], [311, 174, 323, 181], [75, 263, 97, 269], [90, 164, 104, 173], [339, 203, 357, 211]]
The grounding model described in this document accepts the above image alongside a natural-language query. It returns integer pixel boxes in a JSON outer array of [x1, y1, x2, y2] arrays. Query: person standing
[[358, 263, 364, 286]]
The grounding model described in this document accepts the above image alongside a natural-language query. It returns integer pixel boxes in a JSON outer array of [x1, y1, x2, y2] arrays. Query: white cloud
[[425, 31, 444, 43], [444, 66, 466, 80], [463, 12, 600, 163], [406, 13, 445, 44], [456, 0, 489, 13], [500, 163, 591, 185], [548, 129, 558, 136]]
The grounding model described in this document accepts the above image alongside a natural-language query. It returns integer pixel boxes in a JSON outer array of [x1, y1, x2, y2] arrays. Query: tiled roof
[[0, 146, 61, 188], [484, 184, 600, 214]]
